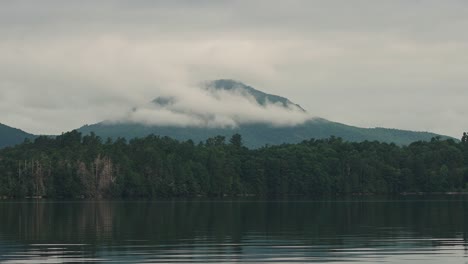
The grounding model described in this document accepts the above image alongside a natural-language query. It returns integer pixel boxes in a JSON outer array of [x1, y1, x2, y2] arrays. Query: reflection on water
[[0, 197, 467, 263]]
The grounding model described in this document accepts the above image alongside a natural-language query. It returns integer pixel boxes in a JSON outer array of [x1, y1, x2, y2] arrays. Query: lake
[[0, 196, 467, 263]]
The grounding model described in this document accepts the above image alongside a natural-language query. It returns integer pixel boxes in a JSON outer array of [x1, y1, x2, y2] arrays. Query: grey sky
[[0, 0, 467, 137]]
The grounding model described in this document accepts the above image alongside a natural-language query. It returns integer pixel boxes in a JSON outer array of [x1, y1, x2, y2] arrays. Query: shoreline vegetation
[[0, 130, 467, 199], [2, 191, 468, 200]]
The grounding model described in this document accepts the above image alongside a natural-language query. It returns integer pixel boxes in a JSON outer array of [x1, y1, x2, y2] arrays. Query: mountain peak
[[206, 79, 306, 112], [209, 79, 247, 90]]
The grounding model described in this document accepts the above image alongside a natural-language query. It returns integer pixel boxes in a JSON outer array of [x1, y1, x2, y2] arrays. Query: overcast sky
[[0, 0, 467, 137]]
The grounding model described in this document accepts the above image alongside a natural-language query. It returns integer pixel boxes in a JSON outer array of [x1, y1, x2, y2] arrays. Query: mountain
[[79, 119, 447, 148], [78, 80, 452, 147], [151, 79, 306, 113], [205, 79, 306, 111], [0, 123, 36, 148]]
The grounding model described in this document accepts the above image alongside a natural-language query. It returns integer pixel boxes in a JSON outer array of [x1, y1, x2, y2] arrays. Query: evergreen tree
[[0, 130, 467, 198]]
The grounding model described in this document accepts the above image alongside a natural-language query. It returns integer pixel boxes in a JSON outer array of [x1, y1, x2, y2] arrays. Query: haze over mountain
[[78, 80, 449, 147], [101, 79, 312, 129], [1, 1, 467, 137], [0, 80, 451, 149], [205, 80, 306, 112]]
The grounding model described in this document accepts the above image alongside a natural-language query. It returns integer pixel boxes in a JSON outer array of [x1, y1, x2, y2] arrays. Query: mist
[[1, 1, 467, 137], [112, 83, 312, 128]]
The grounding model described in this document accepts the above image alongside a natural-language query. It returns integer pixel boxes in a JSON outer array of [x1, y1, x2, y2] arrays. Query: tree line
[[0, 130, 467, 198]]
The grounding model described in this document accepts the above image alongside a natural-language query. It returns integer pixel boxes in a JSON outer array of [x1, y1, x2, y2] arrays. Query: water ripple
[[0, 235, 467, 264]]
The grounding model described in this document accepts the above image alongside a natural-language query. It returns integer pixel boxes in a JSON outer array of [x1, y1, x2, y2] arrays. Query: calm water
[[0, 197, 467, 263]]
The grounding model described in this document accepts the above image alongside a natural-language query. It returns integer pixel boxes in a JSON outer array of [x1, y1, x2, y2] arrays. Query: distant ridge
[[78, 80, 452, 147], [0, 80, 452, 149], [0, 123, 36, 148]]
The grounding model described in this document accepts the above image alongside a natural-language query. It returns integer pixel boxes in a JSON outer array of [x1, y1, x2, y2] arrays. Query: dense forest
[[0, 130, 467, 198]]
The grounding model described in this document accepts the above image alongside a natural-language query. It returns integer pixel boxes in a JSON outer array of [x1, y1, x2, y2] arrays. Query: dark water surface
[[0, 196, 467, 263]]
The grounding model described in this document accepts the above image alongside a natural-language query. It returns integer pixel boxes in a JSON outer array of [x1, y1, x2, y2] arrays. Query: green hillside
[[78, 79, 452, 147], [0, 123, 36, 148], [79, 118, 449, 148]]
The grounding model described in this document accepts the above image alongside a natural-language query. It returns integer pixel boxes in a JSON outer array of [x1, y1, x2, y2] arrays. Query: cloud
[[0, 34, 297, 133], [0, 0, 467, 137], [113, 84, 312, 128]]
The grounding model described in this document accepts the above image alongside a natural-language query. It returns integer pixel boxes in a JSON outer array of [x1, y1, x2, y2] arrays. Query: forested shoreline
[[0, 130, 467, 198]]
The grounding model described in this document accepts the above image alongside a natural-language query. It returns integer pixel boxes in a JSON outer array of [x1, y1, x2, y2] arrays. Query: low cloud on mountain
[[0, 1, 467, 136], [112, 82, 312, 128]]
